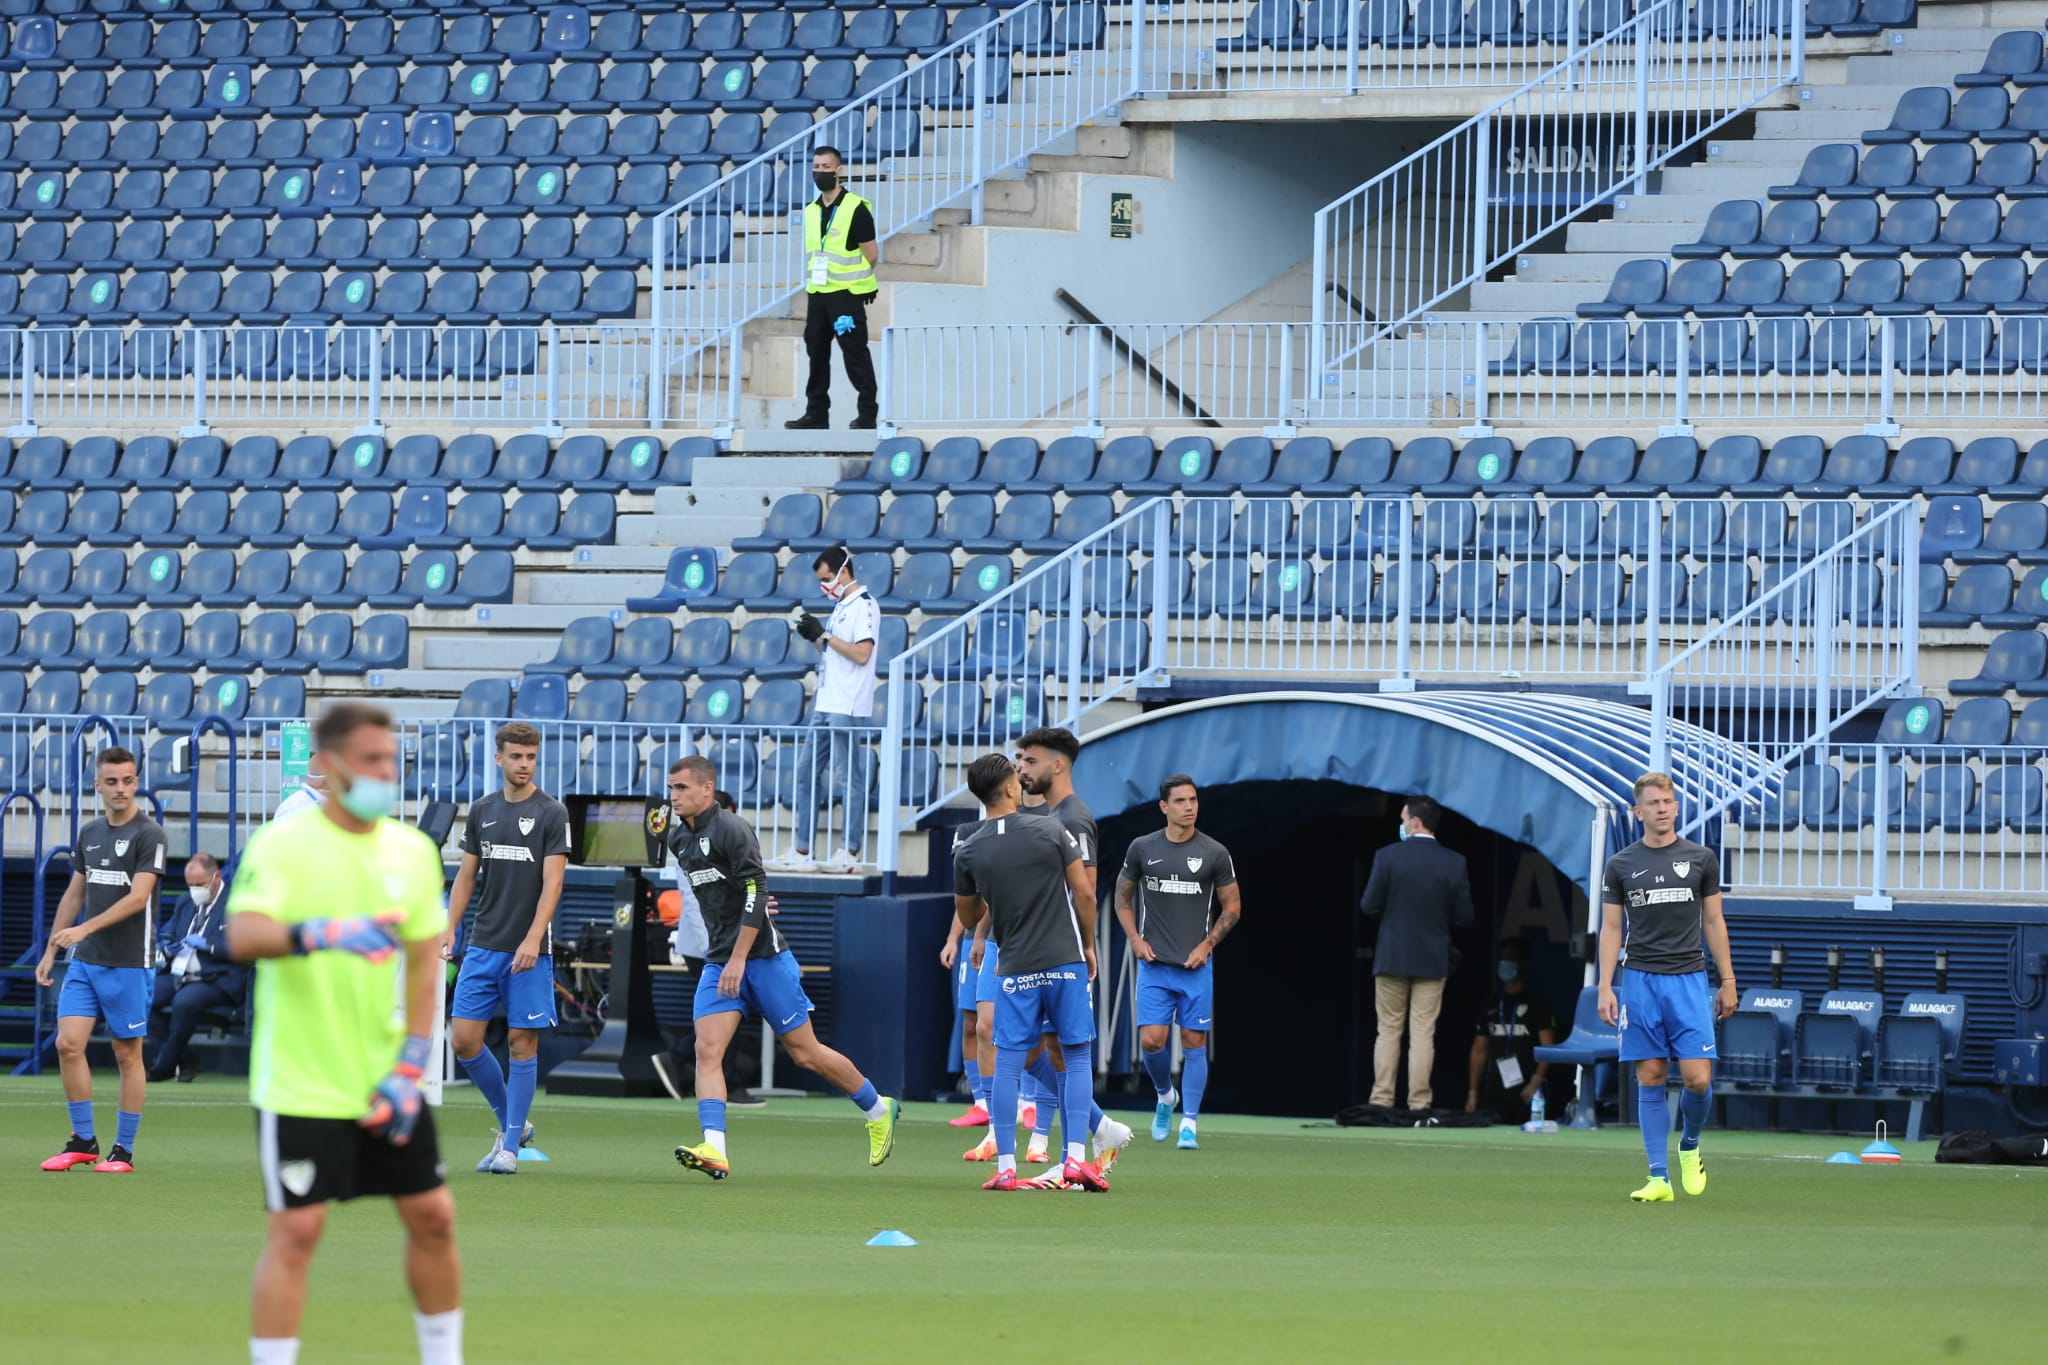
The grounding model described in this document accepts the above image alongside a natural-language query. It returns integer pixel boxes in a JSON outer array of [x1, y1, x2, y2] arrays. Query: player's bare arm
[[440, 852, 480, 961], [954, 893, 986, 933], [940, 913, 965, 969], [1064, 859, 1097, 979], [1702, 892, 1737, 1019], [1114, 873, 1152, 961], [1186, 881, 1241, 969], [1596, 902, 1624, 1025], [969, 917, 988, 968], [515, 851, 567, 974], [34, 873, 89, 985], [721, 921, 758, 997]]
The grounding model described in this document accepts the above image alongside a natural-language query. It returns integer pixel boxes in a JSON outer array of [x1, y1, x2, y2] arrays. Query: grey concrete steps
[[526, 573, 665, 605]]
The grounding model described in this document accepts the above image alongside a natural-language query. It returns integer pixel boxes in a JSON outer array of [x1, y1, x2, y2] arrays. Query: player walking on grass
[[953, 754, 1108, 1193], [1117, 774, 1242, 1151], [440, 722, 569, 1177], [664, 755, 897, 1180], [38, 746, 165, 1175], [1598, 771, 1737, 1204], [226, 703, 462, 1365]]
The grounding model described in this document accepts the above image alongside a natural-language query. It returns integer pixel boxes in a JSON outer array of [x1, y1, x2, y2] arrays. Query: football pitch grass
[[4, 1079, 2044, 1363]]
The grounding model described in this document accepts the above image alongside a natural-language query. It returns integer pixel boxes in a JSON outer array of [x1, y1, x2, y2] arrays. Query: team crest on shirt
[[699, 836, 711, 855], [114, 840, 130, 857], [1186, 857, 1203, 872], [1672, 861, 1692, 878], [518, 817, 535, 836]]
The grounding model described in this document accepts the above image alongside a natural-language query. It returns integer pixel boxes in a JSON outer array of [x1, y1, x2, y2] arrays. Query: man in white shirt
[[271, 767, 325, 822], [783, 547, 878, 873]]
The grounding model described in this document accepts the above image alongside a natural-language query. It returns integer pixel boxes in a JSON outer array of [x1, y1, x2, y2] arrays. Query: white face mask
[[190, 882, 214, 909]]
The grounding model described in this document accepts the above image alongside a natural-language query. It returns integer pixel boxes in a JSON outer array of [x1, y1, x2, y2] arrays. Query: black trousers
[[150, 975, 239, 1072], [802, 290, 876, 416]]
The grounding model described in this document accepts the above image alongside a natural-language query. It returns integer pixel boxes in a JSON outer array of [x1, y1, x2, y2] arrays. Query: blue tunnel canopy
[[1073, 692, 1773, 907]]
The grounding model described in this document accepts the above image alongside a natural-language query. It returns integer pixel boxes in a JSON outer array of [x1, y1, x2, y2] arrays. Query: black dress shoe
[[146, 1066, 177, 1083], [177, 1060, 199, 1082], [784, 412, 828, 430], [850, 413, 877, 430]]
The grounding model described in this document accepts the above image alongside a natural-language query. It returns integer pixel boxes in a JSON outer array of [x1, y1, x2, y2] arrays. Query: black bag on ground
[[1336, 1103, 1496, 1128], [1935, 1130, 2048, 1165]]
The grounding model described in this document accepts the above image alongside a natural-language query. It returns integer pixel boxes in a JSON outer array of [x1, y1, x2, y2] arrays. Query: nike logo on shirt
[[1630, 869, 1649, 879], [1147, 860, 1162, 866], [481, 821, 497, 828]]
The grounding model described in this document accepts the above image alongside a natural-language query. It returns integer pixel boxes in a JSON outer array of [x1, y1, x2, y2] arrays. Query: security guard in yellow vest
[[787, 145, 879, 431]]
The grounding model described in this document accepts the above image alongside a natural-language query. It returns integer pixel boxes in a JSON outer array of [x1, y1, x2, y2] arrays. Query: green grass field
[[3, 1077, 2044, 1362]]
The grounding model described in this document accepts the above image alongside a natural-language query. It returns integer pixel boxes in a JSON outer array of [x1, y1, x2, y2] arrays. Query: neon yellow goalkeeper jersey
[[236, 806, 447, 1120]]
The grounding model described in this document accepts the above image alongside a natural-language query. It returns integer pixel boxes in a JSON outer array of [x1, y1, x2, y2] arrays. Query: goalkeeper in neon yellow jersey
[[228, 701, 462, 1365]]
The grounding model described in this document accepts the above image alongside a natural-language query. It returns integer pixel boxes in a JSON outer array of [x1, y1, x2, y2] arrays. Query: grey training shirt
[[72, 814, 167, 970], [459, 789, 570, 953], [1602, 836, 1720, 975], [954, 812, 1084, 978], [667, 806, 782, 963], [1121, 829, 1237, 966]]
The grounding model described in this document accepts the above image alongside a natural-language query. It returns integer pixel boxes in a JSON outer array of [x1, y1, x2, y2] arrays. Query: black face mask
[[813, 170, 838, 193]]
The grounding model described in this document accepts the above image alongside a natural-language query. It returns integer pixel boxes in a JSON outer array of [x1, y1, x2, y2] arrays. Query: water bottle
[[1530, 1089, 1546, 1126]]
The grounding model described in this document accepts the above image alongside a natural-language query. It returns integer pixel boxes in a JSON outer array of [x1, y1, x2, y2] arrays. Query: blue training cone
[[866, 1230, 917, 1248], [1827, 1152, 1859, 1164], [517, 1146, 551, 1163]]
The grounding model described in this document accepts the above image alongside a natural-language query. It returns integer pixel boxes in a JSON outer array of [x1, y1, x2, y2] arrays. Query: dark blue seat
[[1953, 630, 2048, 696]]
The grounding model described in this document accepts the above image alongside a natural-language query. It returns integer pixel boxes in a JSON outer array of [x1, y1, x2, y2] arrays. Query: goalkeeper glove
[[291, 910, 405, 962], [794, 611, 826, 645], [361, 1035, 433, 1145]]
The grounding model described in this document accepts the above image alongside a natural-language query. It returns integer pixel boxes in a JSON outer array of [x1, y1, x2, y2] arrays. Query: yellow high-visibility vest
[[803, 192, 878, 297]]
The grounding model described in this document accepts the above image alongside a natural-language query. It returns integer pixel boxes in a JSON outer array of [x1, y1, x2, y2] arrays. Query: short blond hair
[[1633, 771, 1677, 802]]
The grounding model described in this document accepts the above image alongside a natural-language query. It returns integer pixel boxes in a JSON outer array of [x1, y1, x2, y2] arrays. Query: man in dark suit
[[147, 852, 250, 1082], [1359, 795, 1475, 1110]]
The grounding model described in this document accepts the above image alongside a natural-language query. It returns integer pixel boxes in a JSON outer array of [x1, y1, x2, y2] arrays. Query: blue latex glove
[[291, 910, 405, 962], [182, 931, 208, 952], [833, 313, 855, 338], [361, 1035, 433, 1145]]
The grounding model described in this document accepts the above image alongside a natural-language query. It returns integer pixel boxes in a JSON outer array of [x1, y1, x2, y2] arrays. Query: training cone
[[866, 1230, 917, 1248], [1827, 1152, 1859, 1164], [517, 1147, 551, 1163], [1859, 1120, 1903, 1164]]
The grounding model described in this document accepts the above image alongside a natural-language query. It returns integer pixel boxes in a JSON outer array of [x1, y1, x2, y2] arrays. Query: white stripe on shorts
[[258, 1109, 284, 1213]]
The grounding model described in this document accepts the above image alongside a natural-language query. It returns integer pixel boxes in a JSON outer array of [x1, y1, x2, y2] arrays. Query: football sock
[[67, 1100, 94, 1142], [1181, 1046, 1210, 1120], [1679, 1085, 1712, 1151], [1141, 1045, 1173, 1098], [698, 1098, 727, 1156], [1061, 1044, 1094, 1166], [249, 1338, 299, 1364], [456, 1049, 509, 1131], [849, 1080, 890, 1120], [414, 1309, 463, 1365], [969, 1059, 990, 1112], [506, 1059, 537, 1142], [1024, 1055, 1062, 1140], [1638, 1085, 1672, 1179], [116, 1108, 141, 1153], [991, 1047, 1025, 1167]]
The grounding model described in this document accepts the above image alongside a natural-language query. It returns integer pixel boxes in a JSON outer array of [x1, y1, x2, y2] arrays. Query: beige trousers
[[1372, 975, 1447, 1109]]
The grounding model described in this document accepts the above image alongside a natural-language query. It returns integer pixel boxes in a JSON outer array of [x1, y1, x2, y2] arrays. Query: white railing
[[1725, 743, 2048, 902], [1309, 0, 1803, 385], [870, 491, 1917, 869], [647, 0, 1134, 431], [880, 321, 1302, 432], [1143, 0, 1637, 96], [1650, 500, 1920, 879], [875, 497, 1171, 870], [42, 716, 888, 868], [0, 324, 658, 437], [877, 313, 2048, 431]]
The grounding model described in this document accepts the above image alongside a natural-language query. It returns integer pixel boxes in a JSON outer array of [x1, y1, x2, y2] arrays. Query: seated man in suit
[[147, 853, 249, 1082]]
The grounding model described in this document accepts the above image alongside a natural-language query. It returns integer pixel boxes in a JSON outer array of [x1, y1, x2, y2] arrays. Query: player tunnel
[[1073, 693, 1760, 1117]]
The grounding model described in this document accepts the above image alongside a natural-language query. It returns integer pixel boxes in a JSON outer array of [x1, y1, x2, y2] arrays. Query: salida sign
[[1491, 120, 1677, 207]]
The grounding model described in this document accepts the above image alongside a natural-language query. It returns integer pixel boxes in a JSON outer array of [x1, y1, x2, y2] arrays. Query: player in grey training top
[[443, 722, 571, 1174], [37, 746, 166, 1172], [1116, 774, 1243, 1149], [955, 804, 1089, 980], [666, 789, 783, 961], [1598, 772, 1737, 1204]]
